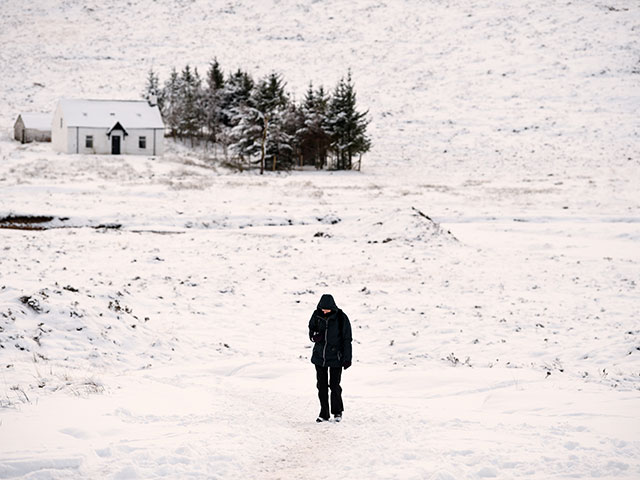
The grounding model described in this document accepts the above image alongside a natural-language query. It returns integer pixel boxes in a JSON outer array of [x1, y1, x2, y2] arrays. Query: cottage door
[[111, 135, 121, 154]]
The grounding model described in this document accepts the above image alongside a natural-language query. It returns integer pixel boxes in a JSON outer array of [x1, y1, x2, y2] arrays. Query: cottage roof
[[18, 113, 52, 131], [58, 99, 164, 129]]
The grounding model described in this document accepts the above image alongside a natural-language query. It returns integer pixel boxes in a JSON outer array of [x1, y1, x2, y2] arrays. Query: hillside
[[1, 0, 638, 174]]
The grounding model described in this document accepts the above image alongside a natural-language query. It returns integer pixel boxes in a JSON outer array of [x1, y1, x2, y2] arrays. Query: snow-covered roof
[[18, 112, 52, 131], [58, 99, 164, 129]]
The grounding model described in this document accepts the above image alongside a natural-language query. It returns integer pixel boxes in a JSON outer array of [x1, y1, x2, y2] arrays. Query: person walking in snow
[[308, 294, 353, 422]]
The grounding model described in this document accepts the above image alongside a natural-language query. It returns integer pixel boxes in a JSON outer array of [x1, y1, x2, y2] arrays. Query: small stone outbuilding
[[14, 113, 52, 143]]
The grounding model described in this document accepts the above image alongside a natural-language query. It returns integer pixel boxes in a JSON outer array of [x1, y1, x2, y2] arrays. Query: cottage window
[[85, 135, 93, 148], [139, 136, 146, 149]]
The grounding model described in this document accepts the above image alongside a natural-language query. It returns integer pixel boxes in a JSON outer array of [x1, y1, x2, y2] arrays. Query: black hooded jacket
[[308, 294, 353, 368]]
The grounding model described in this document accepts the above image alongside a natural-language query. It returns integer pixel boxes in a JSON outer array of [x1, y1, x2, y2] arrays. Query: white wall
[[73, 128, 163, 155], [119, 128, 163, 156], [74, 127, 104, 154], [51, 103, 67, 152]]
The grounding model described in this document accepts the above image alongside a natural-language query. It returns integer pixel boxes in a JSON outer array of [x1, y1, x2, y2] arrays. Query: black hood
[[317, 294, 338, 311]]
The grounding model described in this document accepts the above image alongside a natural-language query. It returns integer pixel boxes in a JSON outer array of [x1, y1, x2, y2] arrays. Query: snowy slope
[[1, 0, 640, 479], [1, 0, 638, 174]]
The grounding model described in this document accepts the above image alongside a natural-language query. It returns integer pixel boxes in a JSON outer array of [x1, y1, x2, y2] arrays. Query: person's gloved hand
[[311, 333, 323, 343], [342, 361, 351, 370]]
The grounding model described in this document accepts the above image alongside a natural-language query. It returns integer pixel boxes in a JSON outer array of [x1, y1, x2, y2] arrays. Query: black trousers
[[315, 365, 343, 419]]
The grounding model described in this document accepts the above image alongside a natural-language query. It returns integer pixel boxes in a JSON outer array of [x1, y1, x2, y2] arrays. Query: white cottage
[[14, 113, 52, 143], [52, 99, 164, 155]]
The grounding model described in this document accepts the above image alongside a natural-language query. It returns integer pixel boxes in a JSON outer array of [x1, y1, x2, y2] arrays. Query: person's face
[[321, 309, 331, 314]]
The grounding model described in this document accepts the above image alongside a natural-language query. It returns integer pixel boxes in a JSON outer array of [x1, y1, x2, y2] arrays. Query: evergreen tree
[[314, 85, 331, 168], [253, 72, 288, 113], [262, 102, 297, 171], [280, 102, 305, 168], [230, 72, 292, 172], [142, 68, 164, 111], [207, 58, 225, 91], [296, 83, 316, 166], [325, 70, 371, 170], [253, 72, 290, 172], [229, 105, 263, 162], [178, 65, 205, 142], [221, 69, 255, 127], [163, 67, 181, 137], [193, 67, 206, 139], [204, 59, 225, 145], [297, 83, 331, 168], [222, 69, 256, 163]]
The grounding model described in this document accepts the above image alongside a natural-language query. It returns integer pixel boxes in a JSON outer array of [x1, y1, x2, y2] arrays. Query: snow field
[[0, 149, 639, 477], [0, 0, 639, 477], [1, 361, 638, 478]]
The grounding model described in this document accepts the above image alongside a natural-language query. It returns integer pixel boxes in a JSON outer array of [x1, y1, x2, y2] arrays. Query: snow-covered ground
[[1, 0, 639, 479]]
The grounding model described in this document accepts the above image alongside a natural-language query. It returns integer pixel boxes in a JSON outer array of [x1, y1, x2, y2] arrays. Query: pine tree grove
[[143, 63, 371, 172]]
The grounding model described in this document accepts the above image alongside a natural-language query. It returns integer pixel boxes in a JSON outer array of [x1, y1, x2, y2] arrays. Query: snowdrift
[[357, 206, 459, 245], [0, 283, 176, 405]]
